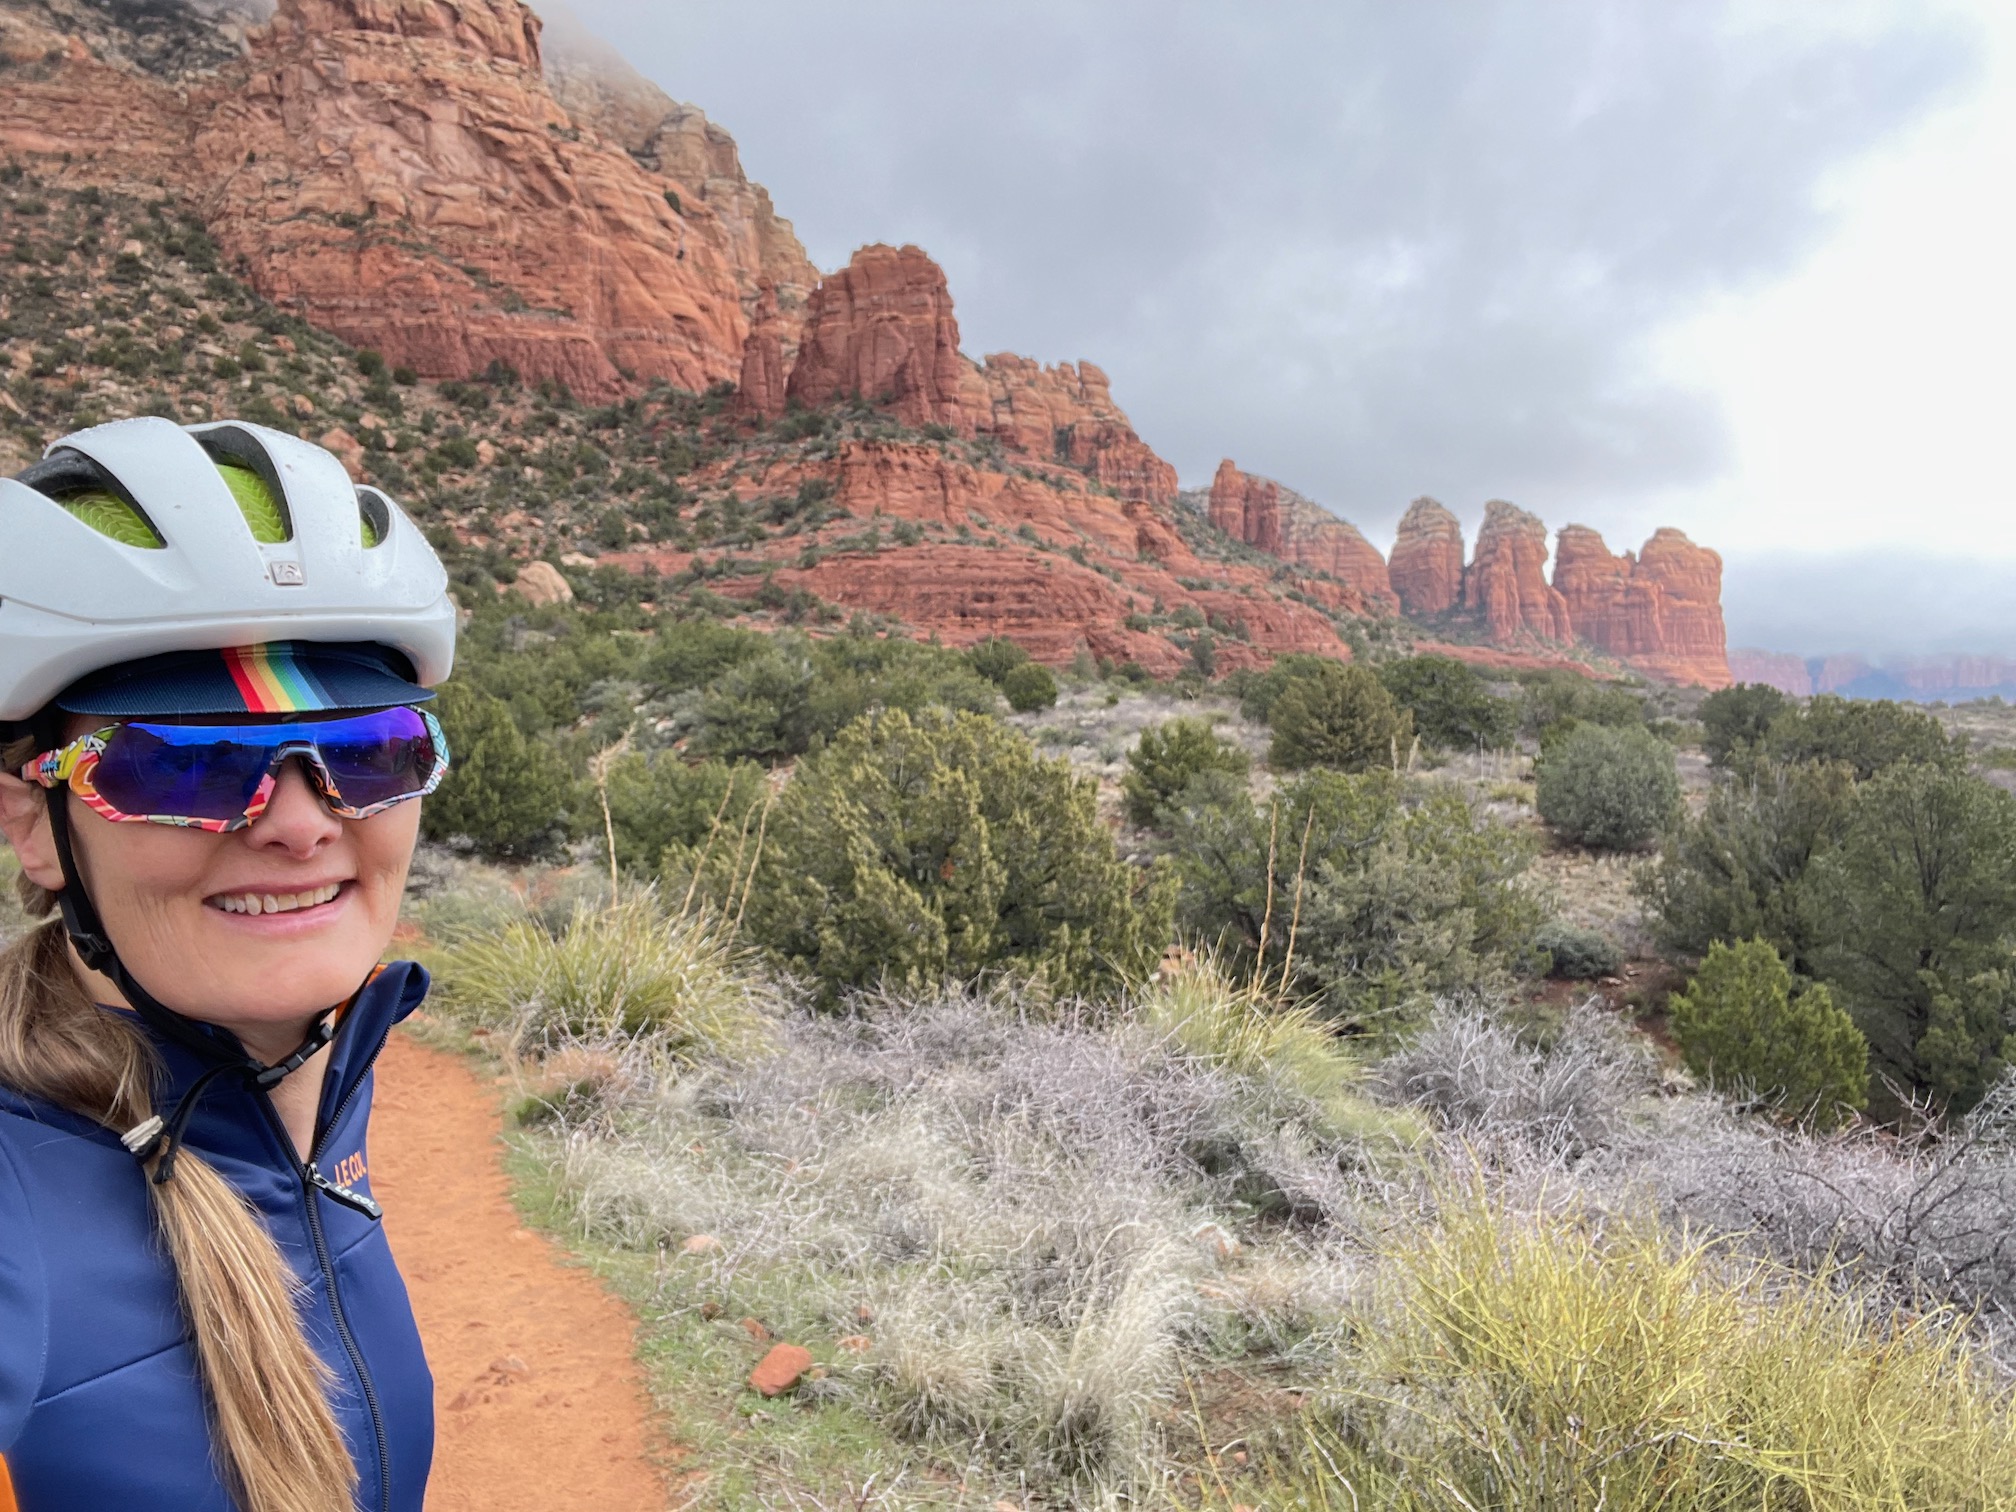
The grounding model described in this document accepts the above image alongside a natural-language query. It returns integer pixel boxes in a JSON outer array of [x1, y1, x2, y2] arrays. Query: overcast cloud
[[547, 1, 1987, 653]]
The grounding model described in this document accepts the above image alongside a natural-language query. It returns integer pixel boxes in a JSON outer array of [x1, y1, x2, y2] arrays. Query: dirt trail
[[369, 1030, 670, 1511]]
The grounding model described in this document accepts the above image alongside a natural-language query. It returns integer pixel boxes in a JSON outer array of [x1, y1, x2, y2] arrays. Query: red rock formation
[[1206, 461, 1396, 610], [1387, 497, 1467, 616], [1630, 528, 1729, 687], [734, 283, 791, 421], [1465, 500, 1573, 643], [1552, 525, 1662, 653], [537, 5, 819, 318], [785, 244, 979, 427], [979, 355, 1177, 504], [1550, 524, 1730, 687], [1388, 497, 1465, 618], [0, 0, 803, 396], [778, 245, 1180, 504], [1728, 650, 1814, 697]]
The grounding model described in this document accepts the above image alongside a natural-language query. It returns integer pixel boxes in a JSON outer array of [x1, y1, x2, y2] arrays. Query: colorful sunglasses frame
[[21, 707, 450, 833]]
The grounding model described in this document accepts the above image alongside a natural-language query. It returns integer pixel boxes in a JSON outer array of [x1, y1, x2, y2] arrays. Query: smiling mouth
[[208, 882, 345, 917]]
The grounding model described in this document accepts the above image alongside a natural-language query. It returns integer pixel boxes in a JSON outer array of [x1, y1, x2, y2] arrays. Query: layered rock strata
[[760, 243, 1177, 503]]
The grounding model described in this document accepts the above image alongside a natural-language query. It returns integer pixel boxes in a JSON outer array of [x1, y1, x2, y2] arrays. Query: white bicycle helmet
[[0, 416, 456, 722]]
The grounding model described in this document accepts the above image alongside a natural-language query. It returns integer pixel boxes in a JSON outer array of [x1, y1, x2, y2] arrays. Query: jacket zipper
[[259, 1029, 394, 1512]]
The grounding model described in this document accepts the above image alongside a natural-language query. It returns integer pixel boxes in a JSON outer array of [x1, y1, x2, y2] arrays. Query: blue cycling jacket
[[0, 962, 435, 1511]]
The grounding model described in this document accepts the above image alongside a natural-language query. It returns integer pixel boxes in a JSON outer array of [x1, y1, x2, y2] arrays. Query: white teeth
[[213, 883, 341, 916]]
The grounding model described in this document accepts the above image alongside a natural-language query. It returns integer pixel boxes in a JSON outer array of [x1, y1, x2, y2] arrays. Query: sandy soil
[[369, 1030, 670, 1511]]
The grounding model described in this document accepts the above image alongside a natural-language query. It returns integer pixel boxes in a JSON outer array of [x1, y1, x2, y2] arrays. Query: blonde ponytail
[[0, 913, 357, 1512]]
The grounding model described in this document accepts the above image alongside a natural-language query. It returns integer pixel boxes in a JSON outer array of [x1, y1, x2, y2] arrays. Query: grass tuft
[[432, 893, 778, 1062], [1269, 1187, 2016, 1510]]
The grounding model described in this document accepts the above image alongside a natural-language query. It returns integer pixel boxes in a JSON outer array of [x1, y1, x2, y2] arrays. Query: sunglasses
[[23, 706, 450, 833]]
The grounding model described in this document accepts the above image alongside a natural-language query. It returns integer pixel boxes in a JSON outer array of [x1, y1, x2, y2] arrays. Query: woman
[[0, 417, 458, 1511]]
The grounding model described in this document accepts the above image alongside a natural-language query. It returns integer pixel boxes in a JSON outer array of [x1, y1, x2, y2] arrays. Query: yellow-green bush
[[1266, 1193, 2016, 1510], [432, 894, 776, 1062]]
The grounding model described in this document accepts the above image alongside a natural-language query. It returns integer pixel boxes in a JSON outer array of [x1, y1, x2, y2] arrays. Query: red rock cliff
[[1388, 497, 1465, 618], [1464, 500, 1573, 644], [1207, 461, 1395, 609], [0, 0, 809, 396]]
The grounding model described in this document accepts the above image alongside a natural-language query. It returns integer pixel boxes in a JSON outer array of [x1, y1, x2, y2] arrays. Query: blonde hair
[[1, 754, 356, 1512]]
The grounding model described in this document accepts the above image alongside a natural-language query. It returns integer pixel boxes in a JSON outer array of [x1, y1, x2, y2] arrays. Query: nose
[[242, 755, 343, 856]]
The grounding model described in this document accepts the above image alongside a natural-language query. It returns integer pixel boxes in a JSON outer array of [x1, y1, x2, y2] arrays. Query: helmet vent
[[195, 427, 295, 545], [356, 486, 393, 549], [16, 451, 166, 549]]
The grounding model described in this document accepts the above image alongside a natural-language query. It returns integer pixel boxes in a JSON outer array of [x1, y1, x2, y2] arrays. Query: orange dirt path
[[369, 1030, 669, 1511]]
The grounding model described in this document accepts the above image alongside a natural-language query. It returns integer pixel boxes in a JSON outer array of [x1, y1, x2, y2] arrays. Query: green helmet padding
[[61, 489, 164, 549], [59, 459, 380, 549], [218, 461, 289, 544]]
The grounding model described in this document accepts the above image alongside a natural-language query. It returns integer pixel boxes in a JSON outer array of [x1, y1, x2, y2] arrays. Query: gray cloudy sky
[[551, 1, 2004, 656]]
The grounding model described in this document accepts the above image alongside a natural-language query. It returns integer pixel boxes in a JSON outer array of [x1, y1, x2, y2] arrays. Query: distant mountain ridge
[[1730, 650, 2016, 702]]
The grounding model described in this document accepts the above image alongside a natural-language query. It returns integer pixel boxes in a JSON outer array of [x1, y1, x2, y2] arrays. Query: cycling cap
[[0, 417, 456, 721]]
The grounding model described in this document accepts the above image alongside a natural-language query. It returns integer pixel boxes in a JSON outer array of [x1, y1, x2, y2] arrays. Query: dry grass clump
[[1273, 1191, 2016, 1510], [432, 893, 779, 1062]]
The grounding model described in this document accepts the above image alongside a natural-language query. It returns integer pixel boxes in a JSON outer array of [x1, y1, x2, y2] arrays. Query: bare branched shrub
[[1375, 1002, 1654, 1158]]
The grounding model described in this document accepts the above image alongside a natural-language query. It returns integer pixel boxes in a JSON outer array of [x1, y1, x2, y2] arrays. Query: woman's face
[[0, 713, 420, 1055]]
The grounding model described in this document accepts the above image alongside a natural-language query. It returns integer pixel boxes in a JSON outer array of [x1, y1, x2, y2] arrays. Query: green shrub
[[963, 635, 1031, 685], [741, 709, 1174, 1004], [690, 643, 817, 763], [420, 681, 574, 860], [642, 619, 769, 697], [1811, 763, 2016, 1114], [1535, 724, 1680, 852], [1764, 694, 1961, 780], [1515, 669, 1644, 740], [1698, 681, 1791, 769], [1378, 655, 1516, 751], [434, 896, 775, 1062], [1669, 939, 1869, 1125], [1237, 653, 1343, 725], [1000, 660, 1058, 712], [1288, 1197, 2016, 1509], [1121, 717, 1249, 827], [1168, 769, 1540, 1030], [1533, 921, 1623, 980], [601, 754, 766, 875], [1267, 661, 1412, 773], [1635, 759, 1853, 974]]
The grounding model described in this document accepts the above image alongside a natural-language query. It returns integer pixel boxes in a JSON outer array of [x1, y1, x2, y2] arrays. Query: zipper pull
[[306, 1164, 384, 1222]]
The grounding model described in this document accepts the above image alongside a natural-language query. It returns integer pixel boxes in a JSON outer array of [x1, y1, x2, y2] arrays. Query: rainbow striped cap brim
[[54, 641, 432, 717]]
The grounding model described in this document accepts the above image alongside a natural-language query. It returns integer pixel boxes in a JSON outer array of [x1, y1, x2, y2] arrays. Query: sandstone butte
[[1552, 524, 1729, 688], [1728, 650, 1815, 697], [1387, 497, 1466, 619], [1206, 460, 1397, 610], [1464, 501, 1575, 646]]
